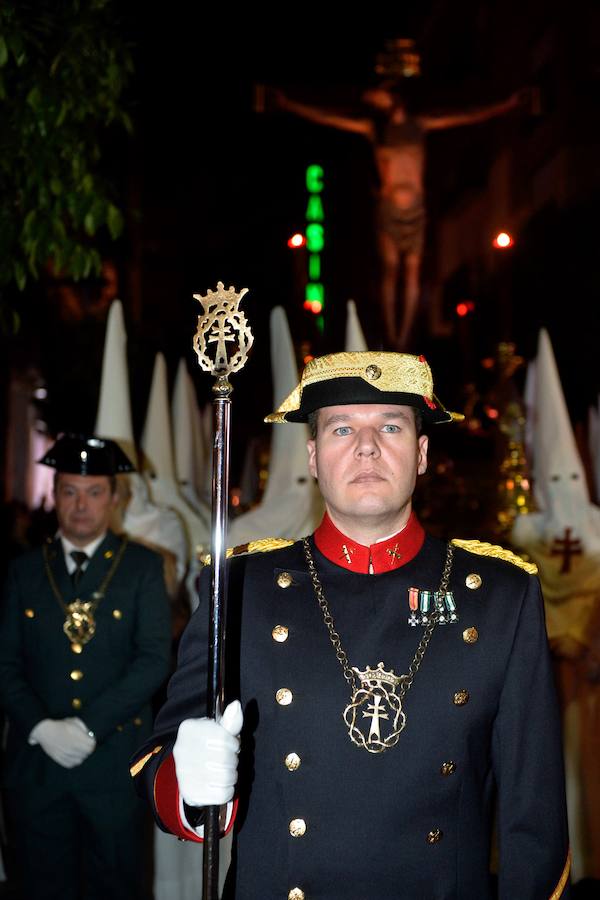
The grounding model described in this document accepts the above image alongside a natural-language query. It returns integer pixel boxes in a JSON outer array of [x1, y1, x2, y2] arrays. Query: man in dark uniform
[[131, 352, 571, 899], [0, 434, 171, 899]]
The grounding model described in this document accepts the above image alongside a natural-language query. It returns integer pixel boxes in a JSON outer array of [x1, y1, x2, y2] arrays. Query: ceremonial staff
[[193, 282, 254, 899]]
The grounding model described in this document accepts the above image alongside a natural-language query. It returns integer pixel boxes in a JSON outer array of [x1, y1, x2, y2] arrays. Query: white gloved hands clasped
[[173, 700, 243, 807], [29, 718, 96, 768]]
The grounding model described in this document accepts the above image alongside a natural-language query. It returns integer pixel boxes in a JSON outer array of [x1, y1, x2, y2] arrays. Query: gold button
[[104, 550, 114, 559], [117, 724, 124, 732], [72, 698, 82, 710], [365, 364, 382, 380], [440, 761, 456, 776], [134, 717, 142, 726], [276, 688, 293, 706], [112, 609, 122, 620], [277, 572, 293, 589], [289, 818, 306, 837], [285, 753, 301, 772], [71, 642, 83, 654], [463, 626, 478, 644], [70, 670, 83, 681], [24, 608, 35, 618], [289, 889, 305, 900], [453, 690, 470, 706], [466, 573, 482, 589], [272, 625, 289, 642], [427, 828, 443, 844]]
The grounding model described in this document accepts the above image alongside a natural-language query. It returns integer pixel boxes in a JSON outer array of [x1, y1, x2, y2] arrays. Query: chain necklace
[[43, 536, 129, 650], [302, 538, 454, 754]]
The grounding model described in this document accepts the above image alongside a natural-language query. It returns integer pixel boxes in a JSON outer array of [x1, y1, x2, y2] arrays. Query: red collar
[[314, 511, 425, 574]]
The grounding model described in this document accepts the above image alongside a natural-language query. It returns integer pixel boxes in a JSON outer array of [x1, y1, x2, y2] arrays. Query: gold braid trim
[[265, 351, 434, 421], [130, 745, 163, 778], [201, 537, 296, 566], [451, 539, 538, 575], [549, 849, 571, 899]]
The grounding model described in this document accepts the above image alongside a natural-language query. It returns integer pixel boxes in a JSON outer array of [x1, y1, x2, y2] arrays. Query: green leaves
[[0, 0, 134, 309]]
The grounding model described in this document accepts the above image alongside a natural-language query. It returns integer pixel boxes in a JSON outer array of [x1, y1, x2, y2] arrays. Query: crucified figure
[[272, 83, 528, 349]]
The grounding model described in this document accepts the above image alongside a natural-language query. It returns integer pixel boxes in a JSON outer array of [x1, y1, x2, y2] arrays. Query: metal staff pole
[[192, 282, 254, 900]]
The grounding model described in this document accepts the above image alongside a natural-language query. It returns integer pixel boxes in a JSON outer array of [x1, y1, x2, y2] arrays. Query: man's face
[[307, 404, 428, 533], [54, 473, 118, 546]]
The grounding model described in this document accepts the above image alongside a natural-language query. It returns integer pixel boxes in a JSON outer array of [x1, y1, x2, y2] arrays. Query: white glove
[[28, 718, 97, 768], [173, 700, 243, 807]]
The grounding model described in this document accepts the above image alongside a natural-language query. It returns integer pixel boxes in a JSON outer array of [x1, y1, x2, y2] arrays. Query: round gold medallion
[[365, 364, 382, 380], [277, 572, 293, 589], [276, 688, 293, 706], [462, 627, 478, 644]]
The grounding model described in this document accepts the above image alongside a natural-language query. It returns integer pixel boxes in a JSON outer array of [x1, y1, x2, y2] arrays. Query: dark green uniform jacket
[[0, 530, 171, 793]]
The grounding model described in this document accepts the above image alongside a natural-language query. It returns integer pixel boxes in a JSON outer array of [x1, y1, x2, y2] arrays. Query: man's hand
[[29, 718, 96, 768], [173, 700, 243, 807]]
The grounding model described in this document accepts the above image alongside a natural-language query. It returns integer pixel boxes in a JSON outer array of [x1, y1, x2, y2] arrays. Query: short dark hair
[[54, 472, 118, 495], [308, 407, 423, 440]]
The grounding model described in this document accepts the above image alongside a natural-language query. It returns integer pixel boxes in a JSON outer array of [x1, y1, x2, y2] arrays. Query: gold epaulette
[[201, 537, 296, 566], [451, 539, 538, 575]]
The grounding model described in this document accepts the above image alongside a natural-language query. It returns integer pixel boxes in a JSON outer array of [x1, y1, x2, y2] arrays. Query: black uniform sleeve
[[492, 575, 571, 898]]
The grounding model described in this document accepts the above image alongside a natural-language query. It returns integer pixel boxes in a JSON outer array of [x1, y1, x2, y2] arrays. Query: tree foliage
[[0, 0, 133, 326]]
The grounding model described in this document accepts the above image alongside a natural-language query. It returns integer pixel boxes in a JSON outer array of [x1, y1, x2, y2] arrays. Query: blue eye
[[334, 426, 352, 436], [382, 424, 400, 433]]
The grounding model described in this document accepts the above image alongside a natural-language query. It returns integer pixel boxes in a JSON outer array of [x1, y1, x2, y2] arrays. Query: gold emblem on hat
[[365, 364, 382, 380]]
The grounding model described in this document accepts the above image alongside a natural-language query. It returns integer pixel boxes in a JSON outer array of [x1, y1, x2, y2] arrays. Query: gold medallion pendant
[[343, 662, 408, 754], [63, 600, 97, 645]]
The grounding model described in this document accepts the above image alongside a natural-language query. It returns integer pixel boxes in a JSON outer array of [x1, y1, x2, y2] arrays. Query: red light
[[455, 301, 474, 317], [287, 233, 305, 249], [493, 231, 514, 249], [303, 354, 314, 364]]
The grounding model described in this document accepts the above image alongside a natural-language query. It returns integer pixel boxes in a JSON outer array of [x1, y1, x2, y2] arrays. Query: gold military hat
[[265, 351, 462, 426]]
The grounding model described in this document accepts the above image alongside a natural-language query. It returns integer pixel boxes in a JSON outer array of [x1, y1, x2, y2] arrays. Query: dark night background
[[5, 0, 600, 495]]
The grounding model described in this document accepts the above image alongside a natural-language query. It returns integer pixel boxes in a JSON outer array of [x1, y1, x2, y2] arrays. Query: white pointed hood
[[94, 301, 188, 579], [344, 299, 368, 351], [172, 358, 211, 517], [95, 299, 137, 466], [141, 353, 210, 554], [588, 398, 600, 504], [228, 306, 323, 545], [512, 328, 600, 556]]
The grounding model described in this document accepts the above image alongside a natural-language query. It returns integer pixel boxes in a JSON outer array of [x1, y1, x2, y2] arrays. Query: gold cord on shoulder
[[201, 537, 296, 566], [451, 539, 538, 575]]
